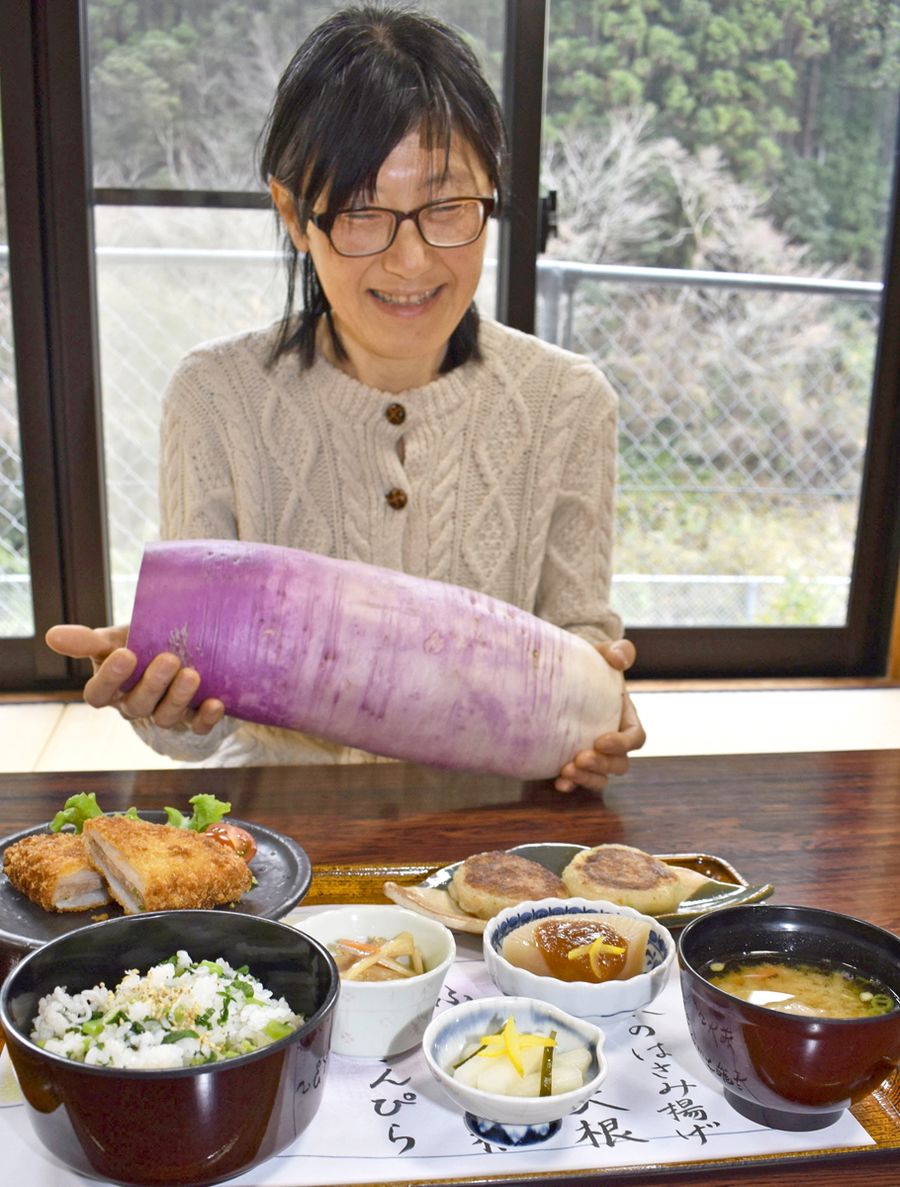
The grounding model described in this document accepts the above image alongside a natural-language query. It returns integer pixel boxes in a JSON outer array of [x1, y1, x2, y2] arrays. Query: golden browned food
[[562, 843, 710, 914], [82, 815, 253, 914], [449, 850, 568, 920], [2, 832, 111, 912]]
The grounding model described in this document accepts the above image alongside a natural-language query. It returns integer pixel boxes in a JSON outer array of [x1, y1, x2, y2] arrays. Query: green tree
[[545, 0, 899, 273], [87, 0, 340, 189], [86, 0, 505, 190]]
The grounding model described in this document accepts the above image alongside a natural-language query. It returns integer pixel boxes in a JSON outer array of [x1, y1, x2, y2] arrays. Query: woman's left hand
[[554, 638, 646, 793]]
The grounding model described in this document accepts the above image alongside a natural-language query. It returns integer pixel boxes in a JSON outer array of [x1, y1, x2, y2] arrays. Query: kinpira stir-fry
[[331, 933, 426, 981]]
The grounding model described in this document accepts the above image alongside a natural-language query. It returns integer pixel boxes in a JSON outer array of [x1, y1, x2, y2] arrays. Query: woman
[[47, 4, 644, 791]]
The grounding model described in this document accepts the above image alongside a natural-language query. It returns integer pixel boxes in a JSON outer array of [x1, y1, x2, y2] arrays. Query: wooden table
[[1, 749, 898, 1186]]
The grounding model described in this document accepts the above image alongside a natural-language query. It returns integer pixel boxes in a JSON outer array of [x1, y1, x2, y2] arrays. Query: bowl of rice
[[0, 909, 340, 1187]]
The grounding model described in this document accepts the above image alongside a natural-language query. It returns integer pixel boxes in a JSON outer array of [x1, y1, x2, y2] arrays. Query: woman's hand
[[554, 638, 646, 793], [44, 624, 225, 735]]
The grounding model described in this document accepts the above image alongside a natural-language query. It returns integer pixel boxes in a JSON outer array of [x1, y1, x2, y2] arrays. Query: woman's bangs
[[311, 79, 481, 215]]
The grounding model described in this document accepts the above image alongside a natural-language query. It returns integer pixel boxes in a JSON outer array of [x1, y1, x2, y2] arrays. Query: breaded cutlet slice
[[562, 843, 710, 914], [2, 832, 111, 912], [449, 850, 568, 920], [82, 814, 252, 914]]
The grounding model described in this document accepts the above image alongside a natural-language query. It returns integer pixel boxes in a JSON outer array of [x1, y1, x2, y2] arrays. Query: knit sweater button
[[385, 487, 408, 510], [385, 402, 406, 425]]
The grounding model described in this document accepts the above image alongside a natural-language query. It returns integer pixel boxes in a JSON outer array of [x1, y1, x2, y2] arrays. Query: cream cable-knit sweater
[[133, 317, 622, 766]]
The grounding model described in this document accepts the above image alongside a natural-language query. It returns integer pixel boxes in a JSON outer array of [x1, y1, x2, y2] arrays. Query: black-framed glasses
[[305, 196, 496, 257]]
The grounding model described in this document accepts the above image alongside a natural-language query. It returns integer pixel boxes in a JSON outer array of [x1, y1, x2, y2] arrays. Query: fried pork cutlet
[[82, 814, 253, 914], [449, 850, 568, 920], [2, 832, 111, 912], [561, 843, 711, 914]]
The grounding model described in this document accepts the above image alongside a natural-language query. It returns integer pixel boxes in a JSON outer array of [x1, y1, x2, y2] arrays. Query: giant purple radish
[[125, 540, 624, 779]]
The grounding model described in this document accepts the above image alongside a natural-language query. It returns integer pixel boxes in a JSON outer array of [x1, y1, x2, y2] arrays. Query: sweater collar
[[302, 349, 477, 425]]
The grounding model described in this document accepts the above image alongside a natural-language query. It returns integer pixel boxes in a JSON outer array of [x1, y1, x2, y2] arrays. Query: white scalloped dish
[[422, 994, 608, 1145]]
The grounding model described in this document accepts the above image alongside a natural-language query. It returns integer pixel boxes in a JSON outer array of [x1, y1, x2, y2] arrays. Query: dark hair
[[259, 4, 507, 371]]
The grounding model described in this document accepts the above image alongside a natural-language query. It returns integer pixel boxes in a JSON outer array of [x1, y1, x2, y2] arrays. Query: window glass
[[0, 94, 34, 637], [542, 1, 898, 628], [88, 1, 503, 623], [94, 206, 285, 619]]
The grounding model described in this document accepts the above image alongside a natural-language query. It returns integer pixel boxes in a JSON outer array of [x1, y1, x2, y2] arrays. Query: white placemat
[[0, 905, 875, 1186]]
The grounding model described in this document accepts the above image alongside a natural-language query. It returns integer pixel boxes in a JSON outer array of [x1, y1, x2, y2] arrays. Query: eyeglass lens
[[329, 199, 487, 256]]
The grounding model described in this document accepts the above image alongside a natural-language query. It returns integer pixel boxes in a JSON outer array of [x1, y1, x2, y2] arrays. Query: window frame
[[0, 0, 897, 690], [0, 0, 108, 688]]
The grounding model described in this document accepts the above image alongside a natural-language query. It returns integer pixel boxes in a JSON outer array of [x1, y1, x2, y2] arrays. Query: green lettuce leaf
[[163, 794, 231, 832], [186, 794, 231, 831], [50, 792, 231, 836], [49, 793, 104, 834]]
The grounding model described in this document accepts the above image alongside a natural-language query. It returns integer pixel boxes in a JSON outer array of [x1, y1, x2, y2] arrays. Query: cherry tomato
[[204, 822, 257, 862]]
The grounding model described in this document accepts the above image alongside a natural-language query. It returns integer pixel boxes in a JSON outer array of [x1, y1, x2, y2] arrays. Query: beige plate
[[383, 842, 774, 934]]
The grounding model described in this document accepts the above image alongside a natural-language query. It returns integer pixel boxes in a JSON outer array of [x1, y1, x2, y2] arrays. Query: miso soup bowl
[[0, 910, 339, 1187], [678, 904, 900, 1131]]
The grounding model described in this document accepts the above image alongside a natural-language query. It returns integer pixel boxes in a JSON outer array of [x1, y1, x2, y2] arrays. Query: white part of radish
[[451, 1039, 591, 1097], [501, 914, 651, 981]]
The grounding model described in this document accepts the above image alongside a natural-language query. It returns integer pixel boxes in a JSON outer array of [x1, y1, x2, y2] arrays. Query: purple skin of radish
[[124, 540, 624, 780]]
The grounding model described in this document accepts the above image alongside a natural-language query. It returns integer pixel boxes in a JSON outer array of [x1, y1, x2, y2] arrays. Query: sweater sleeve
[[129, 715, 378, 766], [533, 360, 623, 647], [127, 352, 242, 762], [131, 346, 371, 767], [159, 351, 240, 542]]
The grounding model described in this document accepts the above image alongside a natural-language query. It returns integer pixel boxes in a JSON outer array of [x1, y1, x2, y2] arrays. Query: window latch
[[538, 189, 558, 252]]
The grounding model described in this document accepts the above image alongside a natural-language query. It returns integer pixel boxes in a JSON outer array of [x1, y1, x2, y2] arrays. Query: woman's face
[[271, 130, 492, 392]]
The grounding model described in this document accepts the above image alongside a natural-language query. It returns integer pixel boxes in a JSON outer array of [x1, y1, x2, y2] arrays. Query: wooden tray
[[301, 859, 900, 1182]]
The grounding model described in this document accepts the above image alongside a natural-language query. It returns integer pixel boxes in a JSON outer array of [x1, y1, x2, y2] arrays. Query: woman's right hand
[[44, 625, 225, 734]]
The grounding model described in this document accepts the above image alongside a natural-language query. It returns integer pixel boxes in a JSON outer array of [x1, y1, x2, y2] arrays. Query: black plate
[[0, 812, 312, 957]]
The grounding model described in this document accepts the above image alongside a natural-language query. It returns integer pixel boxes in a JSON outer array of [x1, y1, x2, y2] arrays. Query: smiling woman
[[44, 4, 646, 791], [268, 132, 494, 392]]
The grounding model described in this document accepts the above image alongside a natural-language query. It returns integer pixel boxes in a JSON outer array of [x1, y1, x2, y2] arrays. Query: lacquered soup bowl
[[677, 904, 900, 1131]]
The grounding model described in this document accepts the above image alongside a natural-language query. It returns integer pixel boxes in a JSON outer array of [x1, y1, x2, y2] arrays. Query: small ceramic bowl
[[422, 994, 607, 1145], [0, 910, 339, 1187], [484, 897, 675, 1018], [294, 904, 455, 1057], [678, 903, 900, 1131]]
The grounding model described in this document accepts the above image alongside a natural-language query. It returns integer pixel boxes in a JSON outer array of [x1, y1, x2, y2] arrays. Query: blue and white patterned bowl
[[484, 897, 675, 1019], [422, 994, 606, 1143]]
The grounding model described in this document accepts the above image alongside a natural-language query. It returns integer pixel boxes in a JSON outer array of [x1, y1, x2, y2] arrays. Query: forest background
[[1, 0, 898, 630]]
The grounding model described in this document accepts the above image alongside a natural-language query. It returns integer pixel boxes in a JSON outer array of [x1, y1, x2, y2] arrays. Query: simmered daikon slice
[[501, 913, 650, 983]]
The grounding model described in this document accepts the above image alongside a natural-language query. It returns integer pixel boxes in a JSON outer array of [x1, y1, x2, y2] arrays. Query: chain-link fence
[[536, 262, 879, 626], [0, 244, 881, 634], [1, 247, 33, 636]]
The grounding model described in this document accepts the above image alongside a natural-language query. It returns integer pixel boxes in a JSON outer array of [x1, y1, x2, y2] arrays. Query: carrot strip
[[336, 938, 380, 955], [336, 933, 426, 981]]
